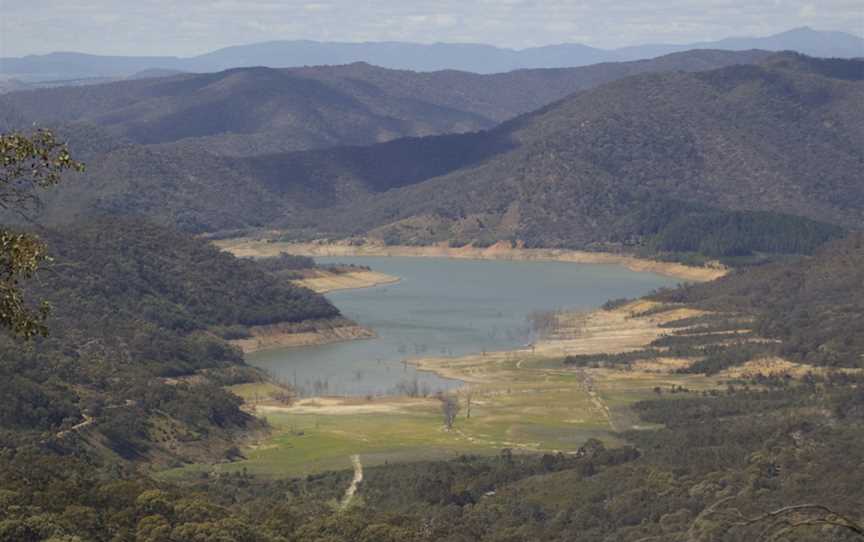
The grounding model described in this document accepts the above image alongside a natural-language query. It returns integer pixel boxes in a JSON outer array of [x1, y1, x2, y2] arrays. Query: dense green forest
[[298, 53, 863, 255], [38, 218, 338, 332]]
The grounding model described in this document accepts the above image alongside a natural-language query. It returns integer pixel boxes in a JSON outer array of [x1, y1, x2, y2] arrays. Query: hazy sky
[[2, 0, 862, 57]]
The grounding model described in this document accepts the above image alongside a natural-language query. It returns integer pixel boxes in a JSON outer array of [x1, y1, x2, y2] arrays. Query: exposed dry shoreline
[[409, 300, 854, 385], [292, 269, 400, 293], [216, 238, 726, 282], [408, 300, 704, 384], [231, 318, 376, 354]]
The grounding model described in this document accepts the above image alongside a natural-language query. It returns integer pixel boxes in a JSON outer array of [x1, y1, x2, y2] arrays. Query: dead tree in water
[[462, 387, 474, 419], [440, 395, 460, 429]]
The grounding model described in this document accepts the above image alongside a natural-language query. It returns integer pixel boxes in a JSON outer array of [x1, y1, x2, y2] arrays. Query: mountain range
[[285, 53, 864, 252], [1, 27, 861, 84], [7, 52, 862, 260], [0, 49, 772, 157]]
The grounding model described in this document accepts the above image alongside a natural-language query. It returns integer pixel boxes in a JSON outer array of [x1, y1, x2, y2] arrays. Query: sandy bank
[[254, 396, 437, 415], [292, 269, 400, 293], [409, 300, 704, 384], [231, 319, 376, 354], [216, 239, 726, 282]]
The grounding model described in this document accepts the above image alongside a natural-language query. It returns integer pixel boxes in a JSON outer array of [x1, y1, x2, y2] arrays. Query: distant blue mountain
[[615, 27, 864, 60], [1, 27, 861, 82]]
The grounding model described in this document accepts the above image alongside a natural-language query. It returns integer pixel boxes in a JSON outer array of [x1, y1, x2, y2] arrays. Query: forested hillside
[[655, 233, 864, 369], [299, 53, 863, 256], [0, 50, 769, 157], [0, 67, 492, 155], [6, 52, 861, 263], [287, 49, 772, 124], [0, 216, 339, 467], [0, 49, 783, 239]]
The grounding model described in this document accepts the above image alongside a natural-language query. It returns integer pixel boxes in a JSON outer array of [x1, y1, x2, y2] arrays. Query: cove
[[248, 256, 678, 396]]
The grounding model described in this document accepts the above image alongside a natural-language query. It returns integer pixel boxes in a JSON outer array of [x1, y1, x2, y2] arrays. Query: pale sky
[[2, 0, 863, 57]]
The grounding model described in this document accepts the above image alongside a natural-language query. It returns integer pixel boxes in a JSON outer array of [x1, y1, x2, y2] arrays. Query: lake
[[248, 256, 678, 396]]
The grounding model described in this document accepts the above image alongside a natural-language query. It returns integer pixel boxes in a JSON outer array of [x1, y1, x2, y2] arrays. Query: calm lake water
[[248, 257, 678, 396]]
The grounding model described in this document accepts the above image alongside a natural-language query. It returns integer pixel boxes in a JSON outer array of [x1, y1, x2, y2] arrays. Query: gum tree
[[0, 129, 83, 338]]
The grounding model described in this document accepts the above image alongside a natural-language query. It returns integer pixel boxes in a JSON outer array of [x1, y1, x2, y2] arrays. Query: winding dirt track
[[340, 454, 364, 510]]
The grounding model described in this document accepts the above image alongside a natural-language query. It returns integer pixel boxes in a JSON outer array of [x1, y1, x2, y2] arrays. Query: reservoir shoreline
[[231, 318, 377, 354], [231, 271, 399, 354], [216, 238, 726, 282], [237, 255, 681, 397]]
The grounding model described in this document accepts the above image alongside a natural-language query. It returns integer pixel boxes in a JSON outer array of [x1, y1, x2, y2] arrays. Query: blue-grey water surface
[[248, 257, 677, 396]]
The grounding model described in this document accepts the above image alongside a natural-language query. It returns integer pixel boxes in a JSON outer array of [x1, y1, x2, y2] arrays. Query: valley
[[1, 19, 863, 539]]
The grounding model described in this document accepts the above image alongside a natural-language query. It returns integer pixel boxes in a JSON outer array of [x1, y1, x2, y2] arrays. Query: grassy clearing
[[165, 362, 719, 480], [160, 404, 488, 479]]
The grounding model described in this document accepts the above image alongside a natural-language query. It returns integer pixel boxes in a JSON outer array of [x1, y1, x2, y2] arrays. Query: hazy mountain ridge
[[288, 49, 774, 123], [615, 26, 864, 61], [0, 49, 771, 156], [0, 67, 495, 155], [2, 27, 860, 82]]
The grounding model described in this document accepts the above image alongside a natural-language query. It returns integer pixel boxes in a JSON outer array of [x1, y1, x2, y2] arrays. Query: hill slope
[[2, 50, 791, 235], [288, 49, 772, 124], [0, 50, 770, 156], [296, 54, 863, 253], [655, 233, 864, 368], [8, 54, 862, 257], [0, 216, 340, 465], [0, 67, 493, 154]]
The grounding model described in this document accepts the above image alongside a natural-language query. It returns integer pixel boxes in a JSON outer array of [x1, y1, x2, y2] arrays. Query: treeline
[[610, 195, 846, 265], [248, 253, 373, 283], [645, 206, 845, 260], [252, 252, 317, 273], [342, 187, 846, 266]]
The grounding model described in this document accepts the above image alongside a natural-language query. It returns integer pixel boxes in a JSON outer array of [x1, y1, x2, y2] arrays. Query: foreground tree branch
[[734, 504, 864, 539], [0, 129, 84, 337]]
